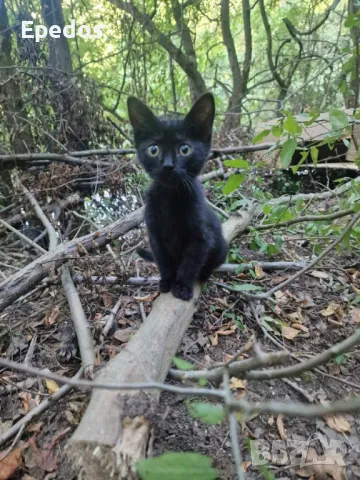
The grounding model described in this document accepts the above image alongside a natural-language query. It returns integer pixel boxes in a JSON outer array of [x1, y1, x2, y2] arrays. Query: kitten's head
[[127, 93, 215, 184]]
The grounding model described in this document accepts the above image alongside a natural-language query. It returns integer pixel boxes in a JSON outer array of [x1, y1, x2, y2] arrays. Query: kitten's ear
[[184, 92, 215, 142], [127, 97, 158, 135]]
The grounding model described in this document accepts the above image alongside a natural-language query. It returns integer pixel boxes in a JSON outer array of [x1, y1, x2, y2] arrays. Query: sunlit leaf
[[137, 453, 218, 480], [280, 139, 297, 168], [329, 108, 349, 132], [223, 159, 249, 169], [252, 129, 270, 143], [283, 115, 301, 135], [188, 402, 225, 425], [310, 146, 318, 167], [222, 174, 245, 194], [172, 357, 194, 370]]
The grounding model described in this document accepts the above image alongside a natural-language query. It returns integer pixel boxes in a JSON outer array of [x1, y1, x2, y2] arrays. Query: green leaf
[[197, 378, 207, 387], [280, 138, 297, 168], [222, 174, 245, 194], [310, 146, 319, 167], [291, 151, 308, 174], [329, 108, 349, 132], [172, 357, 194, 371], [345, 13, 360, 28], [283, 115, 302, 136], [137, 452, 218, 480], [252, 129, 270, 143], [230, 283, 262, 291], [188, 402, 225, 425], [223, 159, 249, 169], [263, 204, 271, 215], [334, 354, 345, 365], [272, 125, 283, 137]]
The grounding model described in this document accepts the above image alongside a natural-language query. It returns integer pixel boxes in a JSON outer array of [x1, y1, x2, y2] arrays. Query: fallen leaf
[[268, 415, 274, 426], [0, 448, 22, 480], [230, 377, 247, 391], [328, 318, 343, 328], [287, 310, 304, 324], [324, 414, 351, 433], [100, 292, 113, 308], [296, 447, 346, 480], [309, 270, 330, 279], [27, 423, 43, 433], [281, 326, 300, 340], [93, 312, 103, 321], [292, 323, 309, 332], [270, 275, 287, 285], [320, 302, 339, 316], [209, 334, 218, 346], [216, 329, 235, 336], [352, 284, 360, 295], [254, 264, 265, 278], [64, 410, 76, 424], [276, 414, 286, 440], [18, 392, 31, 412], [45, 379, 59, 394], [217, 324, 237, 336], [113, 327, 136, 343], [213, 298, 229, 309], [350, 307, 360, 323], [329, 364, 340, 376], [50, 427, 71, 446], [45, 305, 60, 326], [241, 461, 251, 472], [134, 292, 159, 302], [297, 293, 316, 308]]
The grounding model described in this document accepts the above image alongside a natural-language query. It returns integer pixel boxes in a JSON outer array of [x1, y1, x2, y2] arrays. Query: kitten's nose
[[163, 156, 174, 170]]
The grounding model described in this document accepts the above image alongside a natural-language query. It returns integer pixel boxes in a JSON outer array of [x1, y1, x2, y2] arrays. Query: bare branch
[[61, 267, 95, 377]]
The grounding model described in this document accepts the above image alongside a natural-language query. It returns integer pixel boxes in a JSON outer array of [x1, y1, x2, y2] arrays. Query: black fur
[[127, 93, 227, 300]]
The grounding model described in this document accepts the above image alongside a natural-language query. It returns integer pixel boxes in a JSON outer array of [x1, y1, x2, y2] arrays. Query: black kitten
[[127, 93, 227, 300]]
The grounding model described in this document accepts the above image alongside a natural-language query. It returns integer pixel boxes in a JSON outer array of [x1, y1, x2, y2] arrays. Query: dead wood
[[0, 206, 145, 313], [67, 207, 254, 480]]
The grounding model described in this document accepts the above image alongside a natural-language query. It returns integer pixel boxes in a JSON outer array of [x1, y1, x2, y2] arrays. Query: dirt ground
[[0, 228, 360, 480]]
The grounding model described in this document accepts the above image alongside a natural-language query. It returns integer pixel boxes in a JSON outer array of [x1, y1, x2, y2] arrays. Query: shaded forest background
[[1, 0, 357, 158]]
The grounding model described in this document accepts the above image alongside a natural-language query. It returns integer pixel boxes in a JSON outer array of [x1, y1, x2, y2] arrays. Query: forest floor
[[1, 225, 359, 480]]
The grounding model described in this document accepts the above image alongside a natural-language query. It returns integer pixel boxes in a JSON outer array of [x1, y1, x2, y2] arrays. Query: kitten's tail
[[136, 247, 154, 262]]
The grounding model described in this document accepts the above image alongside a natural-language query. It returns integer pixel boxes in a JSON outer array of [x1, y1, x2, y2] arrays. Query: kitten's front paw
[[159, 279, 171, 293], [171, 283, 193, 301]]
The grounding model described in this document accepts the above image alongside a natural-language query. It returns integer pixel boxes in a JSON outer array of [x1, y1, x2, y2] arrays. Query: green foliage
[[329, 108, 349, 132], [283, 114, 301, 136], [222, 174, 245, 194], [252, 129, 270, 143], [187, 402, 225, 424], [136, 453, 218, 480], [279, 138, 297, 168], [172, 357, 194, 370], [223, 159, 249, 169]]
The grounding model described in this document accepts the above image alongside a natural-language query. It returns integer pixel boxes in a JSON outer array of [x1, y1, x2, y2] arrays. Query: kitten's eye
[[147, 144, 160, 157], [179, 144, 192, 156]]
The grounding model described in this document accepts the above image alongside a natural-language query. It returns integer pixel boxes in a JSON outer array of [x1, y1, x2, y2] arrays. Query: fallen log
[[67, 207, 255, 480], [0, 206, 145, 313]]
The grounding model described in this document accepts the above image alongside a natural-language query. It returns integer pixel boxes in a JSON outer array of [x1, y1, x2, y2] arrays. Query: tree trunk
[[0, 0, 33, 154], [40, 0, 73, 73], [110, 0, 206, 102], [221, 0, 252, 131]]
